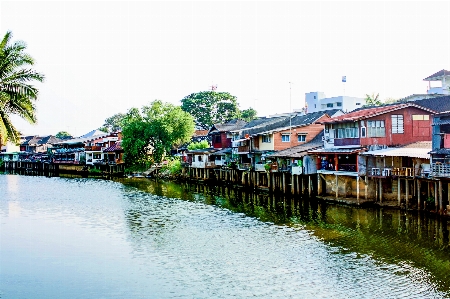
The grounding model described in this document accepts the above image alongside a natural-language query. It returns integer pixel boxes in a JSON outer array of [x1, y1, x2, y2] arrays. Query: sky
[[2, 1, 450, 137]]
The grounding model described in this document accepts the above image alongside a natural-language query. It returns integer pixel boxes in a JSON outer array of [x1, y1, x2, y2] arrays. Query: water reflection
[[120, 178, 450, 294], [2, 174, 450, 298]]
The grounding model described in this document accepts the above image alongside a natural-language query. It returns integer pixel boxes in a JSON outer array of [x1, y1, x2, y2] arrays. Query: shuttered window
[[392, 115, 404, 134]]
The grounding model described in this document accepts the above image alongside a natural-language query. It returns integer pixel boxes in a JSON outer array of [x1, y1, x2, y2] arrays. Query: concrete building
[[305, 91, 365, 113]]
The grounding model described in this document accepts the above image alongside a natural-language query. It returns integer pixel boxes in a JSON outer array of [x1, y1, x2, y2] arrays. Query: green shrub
[[187, 140, 209, 150], [89, 168, 102, 174], [161, 158, 182, 176]]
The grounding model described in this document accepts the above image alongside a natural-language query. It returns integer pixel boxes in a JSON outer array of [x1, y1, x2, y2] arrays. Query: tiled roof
[[413, 96, 450, 113], [319, 103, 436, 124], [194, 130, 209, 137], [423, 69, 450, 81], [103, 143, 123, 152], [209, 119, 247, 134], [38, 135, 63, 145], [267, 132, 324, 158], [236, 111, 334, 137]]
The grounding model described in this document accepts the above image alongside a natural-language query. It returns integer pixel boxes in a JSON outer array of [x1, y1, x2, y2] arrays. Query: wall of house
[[221, 133, 231, 148], [274, 124, 324, 151], [360, 107, 433, 147], [258, 134, 274, 151]]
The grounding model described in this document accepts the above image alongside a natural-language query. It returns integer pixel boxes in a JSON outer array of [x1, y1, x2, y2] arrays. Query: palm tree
[[0, 31, 44, 144]]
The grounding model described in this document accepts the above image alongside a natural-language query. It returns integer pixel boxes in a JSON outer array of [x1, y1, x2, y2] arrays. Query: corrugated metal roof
[[361, 147, 430, 159], [308, 147, 365, 154]]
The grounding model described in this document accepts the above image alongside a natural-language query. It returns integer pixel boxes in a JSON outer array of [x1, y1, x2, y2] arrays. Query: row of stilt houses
[[1, 130, 125, 176], [182, 70, 450, 215]]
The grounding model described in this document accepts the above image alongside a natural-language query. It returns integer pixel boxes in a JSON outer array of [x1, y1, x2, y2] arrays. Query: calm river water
[[1, 174, 450, 298]]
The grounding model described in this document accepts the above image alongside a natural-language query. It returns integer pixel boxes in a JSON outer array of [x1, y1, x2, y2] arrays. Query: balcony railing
[[431, 163, 450, 177], [85, 146, 102, 151]]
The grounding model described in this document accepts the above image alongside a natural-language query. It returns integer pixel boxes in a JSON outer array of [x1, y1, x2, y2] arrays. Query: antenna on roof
[[210, 84, 218, 91]]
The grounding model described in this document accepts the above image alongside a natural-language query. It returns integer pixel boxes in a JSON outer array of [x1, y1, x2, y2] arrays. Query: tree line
[[1, 30, 398, 172]]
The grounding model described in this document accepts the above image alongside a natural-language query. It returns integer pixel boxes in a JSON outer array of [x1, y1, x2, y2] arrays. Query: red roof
[[319, 103, 436, 124]]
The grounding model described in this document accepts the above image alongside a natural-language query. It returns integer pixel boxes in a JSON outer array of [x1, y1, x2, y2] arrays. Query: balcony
[[85, 146, 102, 151], [237, 145, 250, 153], [431, 163, 450, 177], [333, 138, 360, 146]]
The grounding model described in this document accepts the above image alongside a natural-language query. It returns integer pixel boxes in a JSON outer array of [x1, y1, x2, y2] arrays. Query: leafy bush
[[187, 140, 209, 150], [89, 168, 102, 174], [161, 158, 182, 176]]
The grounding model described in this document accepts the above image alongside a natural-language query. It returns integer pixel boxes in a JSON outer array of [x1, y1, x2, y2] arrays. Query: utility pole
[[289, 82, 293, 147]]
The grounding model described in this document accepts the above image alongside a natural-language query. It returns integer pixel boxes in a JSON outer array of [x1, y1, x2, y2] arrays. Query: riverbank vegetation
[[121, 100, 195, 168]]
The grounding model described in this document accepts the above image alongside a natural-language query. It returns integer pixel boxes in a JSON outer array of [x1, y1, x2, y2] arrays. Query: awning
[[308, 148, 365, 155], [361, 147, 430, 159], [233, 138, 249, 143]]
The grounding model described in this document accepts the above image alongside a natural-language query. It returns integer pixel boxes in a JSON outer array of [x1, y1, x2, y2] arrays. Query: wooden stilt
[[398, 178, 401, 206], [357, 176, 360, 204], [406, 178, 409, 208], [439, 180, 443, 214], [335, 174, 338, 199], [417, 179, 421, 210], [435, 181, 438, 209], [379, 178, 383, 203]]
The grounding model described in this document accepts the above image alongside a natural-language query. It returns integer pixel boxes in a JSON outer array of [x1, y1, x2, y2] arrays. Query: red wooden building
[[208, 119, 247, 149]]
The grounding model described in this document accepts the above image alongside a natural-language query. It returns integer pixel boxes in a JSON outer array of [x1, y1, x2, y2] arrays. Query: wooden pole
[[406, 178, 409, 208], [379, 178, 383, 203], [417, 179, 421, 210], [335, 174, 338, 199], [357, 176, 360, 204], [439, 180, 443, 214], [397, 178, 401, 206]]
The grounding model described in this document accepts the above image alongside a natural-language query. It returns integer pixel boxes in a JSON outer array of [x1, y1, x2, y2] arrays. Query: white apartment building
[[305, 91, 365, 113]]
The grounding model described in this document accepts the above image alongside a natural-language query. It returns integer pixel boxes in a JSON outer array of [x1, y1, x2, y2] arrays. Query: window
[[298, 134, 306, 142], [314, 95, 316, 99], [314, 104, 317, 108], [356, 103, 361, 106], [392, 115, 404, 134], [262, 135, 271, 143], [412, 115, 429, 120], [197, 156, 202, 162], [327, 103, 333, 108], [361, 127, 366, 138], [214, 135, 221, 143], [367, 120, 385, 137], [336, 102, 342, 107], [335, 123, 359, 138], [93, 153, 101, 159], [281, 134, 290, 142]]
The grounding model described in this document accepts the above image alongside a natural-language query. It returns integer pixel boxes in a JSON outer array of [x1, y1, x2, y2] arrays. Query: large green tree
[[122, 100, 195, 168], [99, 107, 140, 133], [239, 107, 258, 122], [55, 131, 72, 139], [181, 91, 240, 129], [0, 31, 44, 143]]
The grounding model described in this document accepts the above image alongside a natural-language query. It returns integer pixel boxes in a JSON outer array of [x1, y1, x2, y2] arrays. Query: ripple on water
[[1, 175, 450, 299]]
